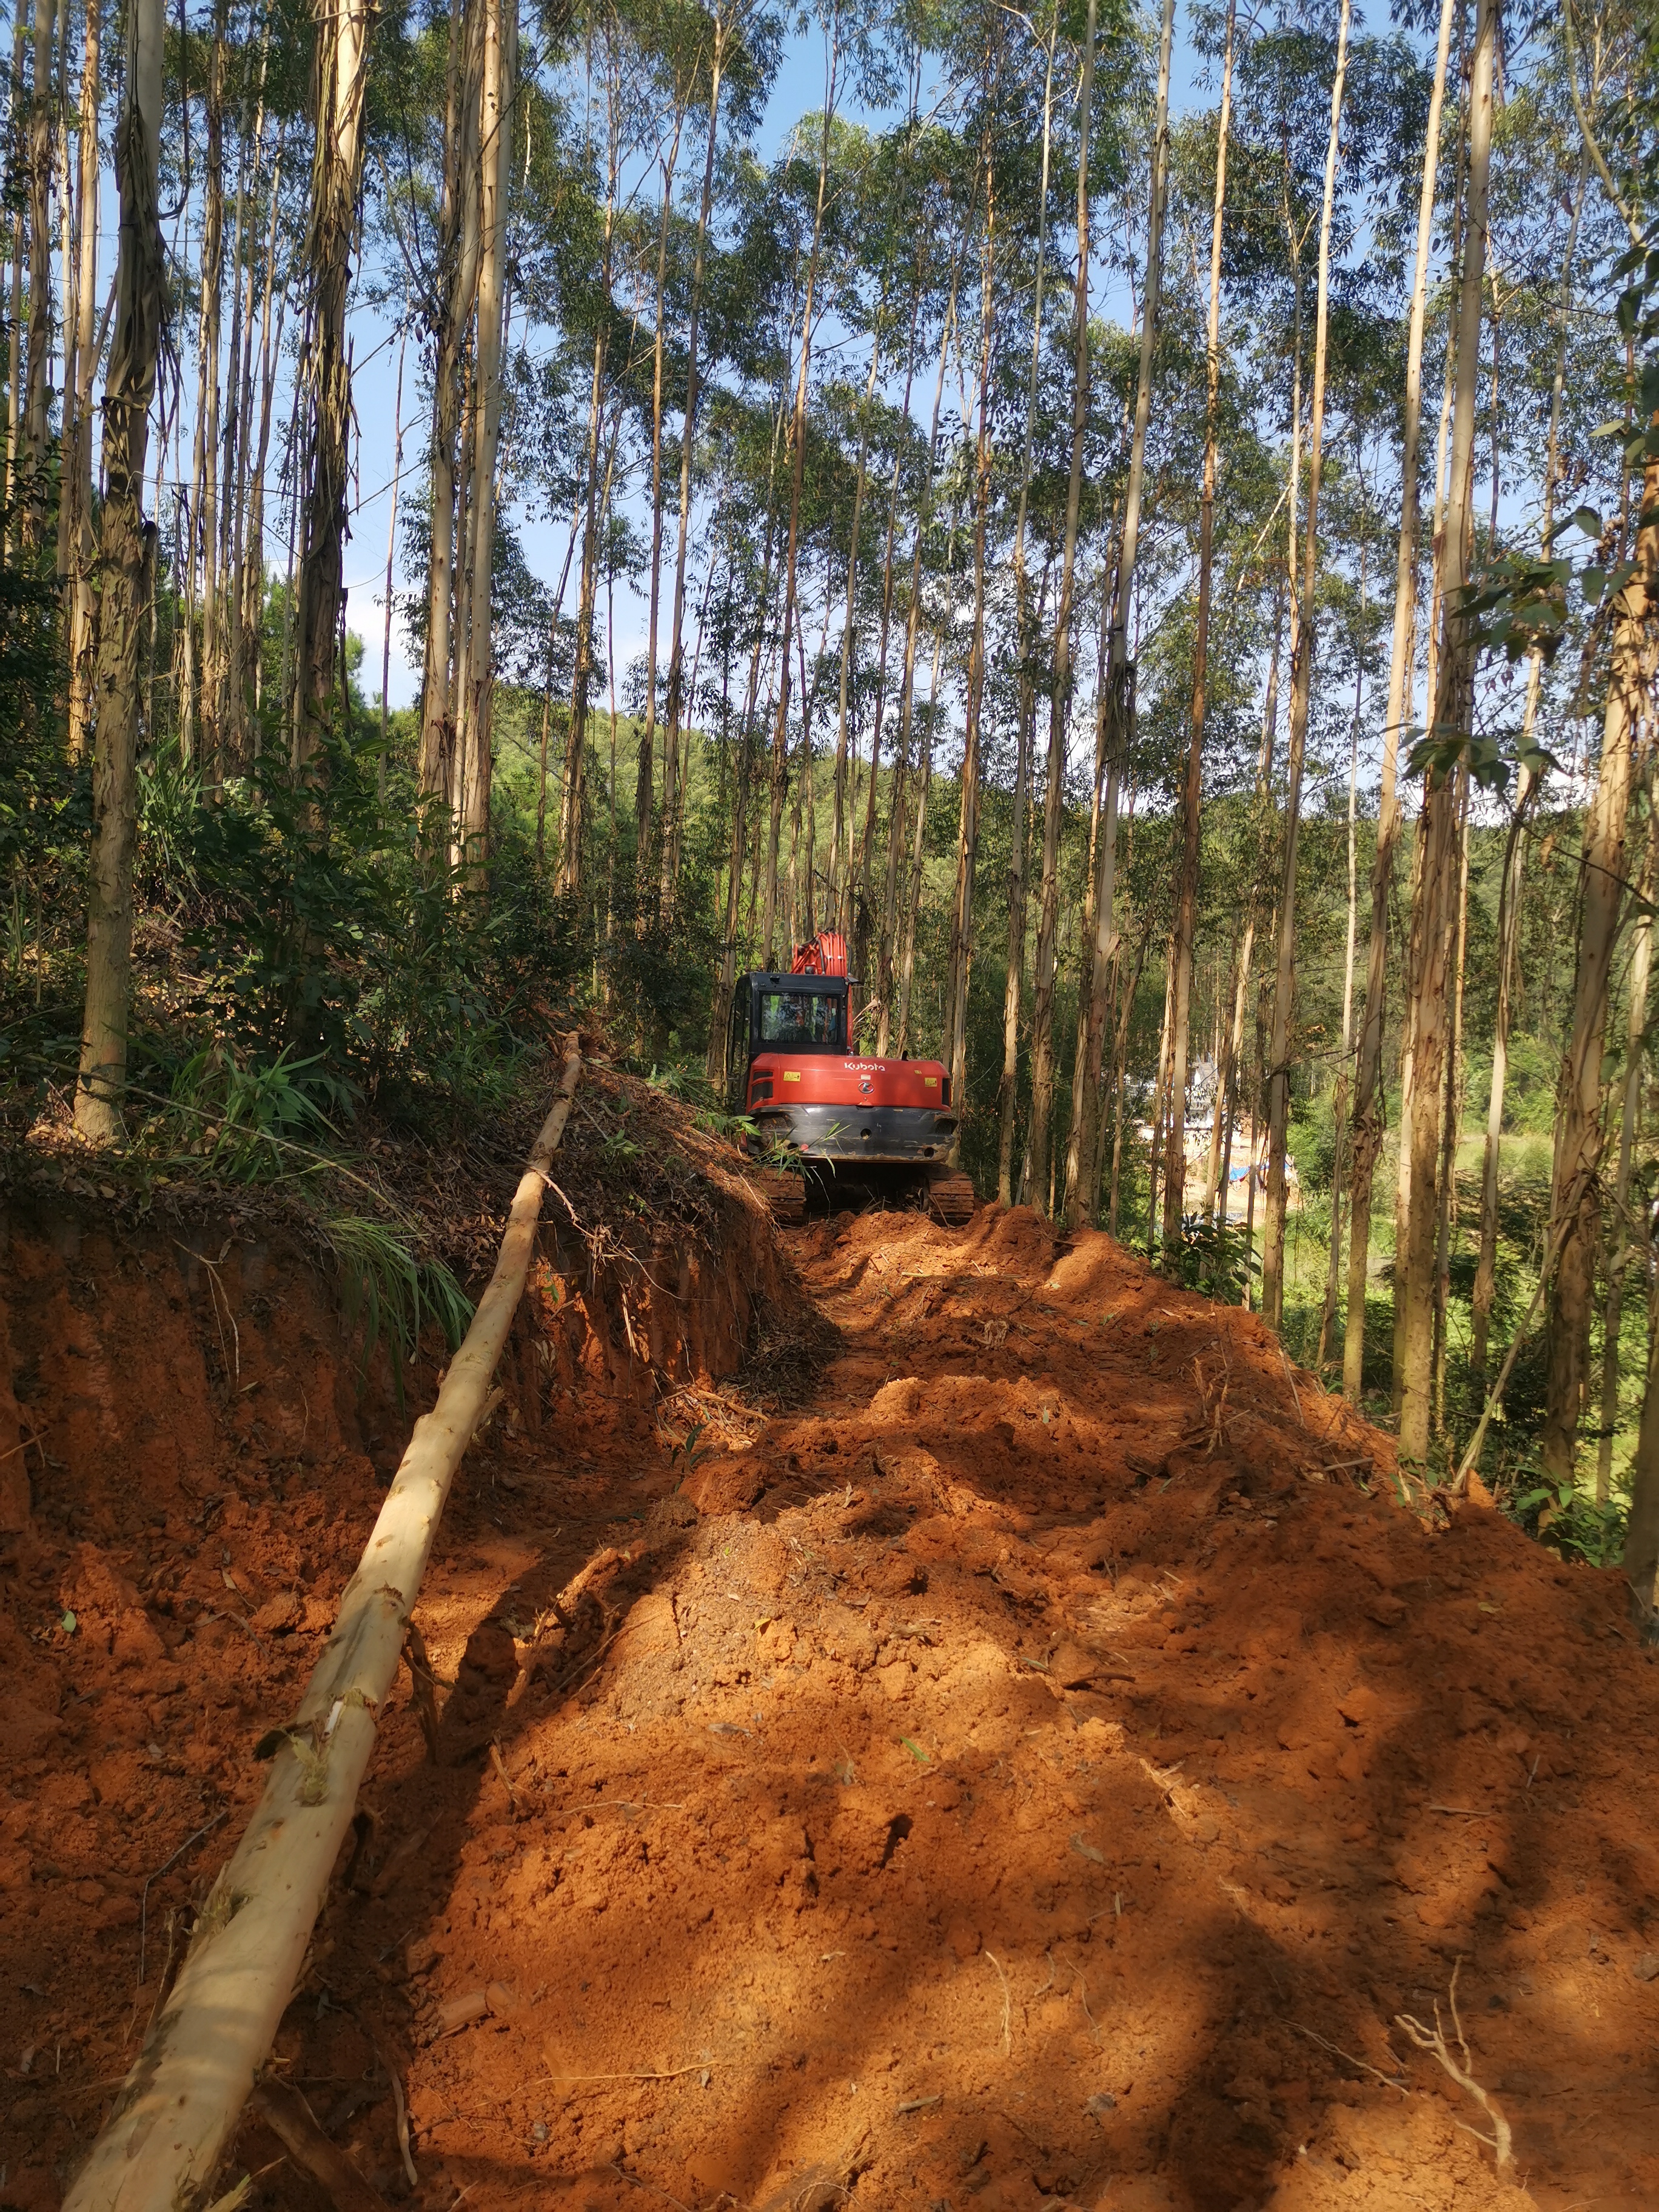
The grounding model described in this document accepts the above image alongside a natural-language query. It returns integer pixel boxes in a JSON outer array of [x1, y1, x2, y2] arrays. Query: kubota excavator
[[726, 931, 976, 1226]]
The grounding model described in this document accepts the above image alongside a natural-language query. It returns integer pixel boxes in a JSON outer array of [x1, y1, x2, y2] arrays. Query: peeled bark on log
[[63, 1041, 583, 2211]]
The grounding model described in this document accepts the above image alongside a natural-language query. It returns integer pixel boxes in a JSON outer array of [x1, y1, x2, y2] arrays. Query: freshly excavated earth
[[7, 1190, 1658, 2212]]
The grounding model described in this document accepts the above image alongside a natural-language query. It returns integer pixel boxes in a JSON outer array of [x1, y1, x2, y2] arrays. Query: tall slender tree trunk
[[635, 99, 687, 880], [216, 30, 264, 776], [1470, 166, 1577, 1376], [826, 329, 883, 923], [4, 5, 25, 548], [995, 6, 1059, 1204], [242, 130, 287, 756], [761, 18, 838, 970], [1430, 767, 1470, 1436], [21, 0, 52, 527], [417, 0, 481, 808], [943, 48, 1002, 1114], [848, 281, 917, 957], [73, 0, 163, 1142], [876, 256, 958, 1051], [1343, 0, 1456, 1399], [1162, 0, 1236, 1245], [1602, 799, 1658, 1503], [1397, 0, 1495, 1464], [455, 0, 511, 875], [660, 22, 728, 908], [897, 616, 948, 1056], [1204, 576, 1282, 1217], [1025, 0, 1096, 1213], [1259, 0, 1351, 1329], [196, 0, 227, 785], [1470, 771, 1530, 1380], [378, 313, 407, 803], [1061, 0, 1175, 1227], [64, 0, 98, 758], [1544, 446, 1659, 1478], [1319, 587, 1364, 1370], [290, 0, 375, 759]]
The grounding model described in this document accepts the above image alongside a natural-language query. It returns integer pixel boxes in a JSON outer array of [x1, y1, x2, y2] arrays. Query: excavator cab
[[726, 931, 851, 1113]]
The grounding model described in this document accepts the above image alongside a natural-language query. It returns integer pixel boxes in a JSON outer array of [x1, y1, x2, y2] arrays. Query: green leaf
[[60, 1609, 76, 1634], [900, 1735, 930, 1763]]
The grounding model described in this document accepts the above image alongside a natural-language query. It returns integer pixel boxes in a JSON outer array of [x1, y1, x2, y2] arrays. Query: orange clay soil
[[7, 1189, 1659, 2212]]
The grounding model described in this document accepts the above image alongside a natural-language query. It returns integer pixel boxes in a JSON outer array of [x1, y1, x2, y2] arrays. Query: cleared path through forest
[[293, 1204, 1656, 2212], [16, 1191, 1659, 2212]]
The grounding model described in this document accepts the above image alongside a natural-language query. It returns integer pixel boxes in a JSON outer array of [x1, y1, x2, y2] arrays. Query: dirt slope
[[10, 1189, 1659, 2212]]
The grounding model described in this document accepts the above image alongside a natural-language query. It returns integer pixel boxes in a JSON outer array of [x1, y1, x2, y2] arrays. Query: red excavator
[[726, 931, 976, 1225]]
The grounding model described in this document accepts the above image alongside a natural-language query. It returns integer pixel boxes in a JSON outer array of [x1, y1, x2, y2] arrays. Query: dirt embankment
[[0, 1065, 793, 2210], [5, 1158, 1658, 2212]]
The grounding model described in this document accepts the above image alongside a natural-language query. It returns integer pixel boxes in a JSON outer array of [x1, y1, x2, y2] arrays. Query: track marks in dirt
[[14, 1195, 1658, 2212], [270, 1203, 1659, 2212]]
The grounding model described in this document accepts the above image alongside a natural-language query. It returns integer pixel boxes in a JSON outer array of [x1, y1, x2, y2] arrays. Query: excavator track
[[754, 1169, 808, 1225], [925, 1172, 977, 1227]]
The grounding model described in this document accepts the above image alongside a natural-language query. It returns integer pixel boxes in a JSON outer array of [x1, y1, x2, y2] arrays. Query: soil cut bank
[[6, 1173, 1658, 2211]]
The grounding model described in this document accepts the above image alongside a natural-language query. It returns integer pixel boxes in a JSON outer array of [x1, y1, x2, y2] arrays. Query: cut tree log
[[64, 1036, 583, 2212]]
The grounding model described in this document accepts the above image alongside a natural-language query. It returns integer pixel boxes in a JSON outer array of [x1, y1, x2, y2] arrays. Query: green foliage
[[161, 1043, 354, 1181], [1161, 1212, 1259, 1302], [324, 1213, 474, 1410], [140, 731, 579, 1127], [1507, 1469, 1627, 1570]]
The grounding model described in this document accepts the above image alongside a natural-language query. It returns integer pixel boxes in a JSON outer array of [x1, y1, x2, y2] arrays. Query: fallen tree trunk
[[64, 1037, 583, 2212]]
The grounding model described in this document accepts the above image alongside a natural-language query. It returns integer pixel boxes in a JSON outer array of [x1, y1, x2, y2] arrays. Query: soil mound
[[7, 1188, 1656, 2212]]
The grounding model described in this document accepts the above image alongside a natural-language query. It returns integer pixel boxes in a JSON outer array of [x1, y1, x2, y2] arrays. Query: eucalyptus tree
[[1343, 0, 1455, 1398], [75, 0, 165, 1142]]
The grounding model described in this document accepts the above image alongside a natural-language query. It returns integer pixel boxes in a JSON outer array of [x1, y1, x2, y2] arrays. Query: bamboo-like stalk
[[64, 1040, 584, 2212]]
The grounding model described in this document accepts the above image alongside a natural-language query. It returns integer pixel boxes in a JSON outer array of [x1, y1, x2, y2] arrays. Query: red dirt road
[[8, 1194, 1659, 2212]]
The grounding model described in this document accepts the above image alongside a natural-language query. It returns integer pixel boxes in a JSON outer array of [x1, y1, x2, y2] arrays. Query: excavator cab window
[[757, 987, 845, 1053], [726, 989, 751, 1114]]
